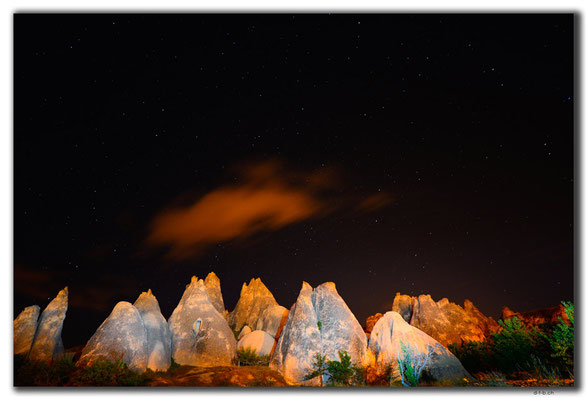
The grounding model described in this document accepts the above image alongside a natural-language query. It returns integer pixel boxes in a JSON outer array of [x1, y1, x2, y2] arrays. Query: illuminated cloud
[[147, 160, 392, 260]]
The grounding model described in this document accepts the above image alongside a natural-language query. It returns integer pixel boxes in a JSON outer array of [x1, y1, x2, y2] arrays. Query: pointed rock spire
[[270, 281, 367, 385], [204, 272, 226, 315], [28, 287, 68, 362], [228, 277, 278, 332], [14, 305, 40, 356], [168, 277, 236, 366]]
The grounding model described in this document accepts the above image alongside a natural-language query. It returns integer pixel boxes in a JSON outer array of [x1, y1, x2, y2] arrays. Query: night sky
[[14, 14, 574, 348]]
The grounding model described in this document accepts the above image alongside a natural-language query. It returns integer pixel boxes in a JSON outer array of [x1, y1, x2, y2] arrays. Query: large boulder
[[228, 278, 278, 332], [133, 289, 171, 371], [204, 272, 226, 316], [368, 311, 471, 382], [270, 282, 368, 385], [77, 301, 148, 372], [14, 305, 40, 356], [28, 287, 68, 362], [168, 276, 236, 366], [237, 330, 275, 357], [255, 304, 288, 337], [391, 293, 498, 346]]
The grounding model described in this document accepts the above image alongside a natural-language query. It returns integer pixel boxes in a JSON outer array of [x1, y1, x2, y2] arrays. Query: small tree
[[492, 317, 536, 373], [304, 352, 328, 386], [396, 342, 433, 387], [547, 301, 574, 370], [326, 350, 354, 386]]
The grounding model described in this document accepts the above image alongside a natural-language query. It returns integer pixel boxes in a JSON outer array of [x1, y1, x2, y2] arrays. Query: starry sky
[[14, 14, 574, 347]]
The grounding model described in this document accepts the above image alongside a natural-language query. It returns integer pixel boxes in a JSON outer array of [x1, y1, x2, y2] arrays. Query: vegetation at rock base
[[395, 342, 433, 387], [304, 350, 366, 387], [233, 346, 270, 366], [448, 301, 574, 385]]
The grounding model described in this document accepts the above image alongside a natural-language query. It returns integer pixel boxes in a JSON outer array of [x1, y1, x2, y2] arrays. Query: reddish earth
[[146, 365, 289, 387]]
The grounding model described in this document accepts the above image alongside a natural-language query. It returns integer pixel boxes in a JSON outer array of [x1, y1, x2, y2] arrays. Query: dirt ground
[[146, 365, 290, 387]]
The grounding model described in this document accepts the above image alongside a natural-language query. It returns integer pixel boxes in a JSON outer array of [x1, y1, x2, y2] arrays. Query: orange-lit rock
[[365, 313, 383, 335], [390, 293, 498, 347], [500, 304, 570, 327]]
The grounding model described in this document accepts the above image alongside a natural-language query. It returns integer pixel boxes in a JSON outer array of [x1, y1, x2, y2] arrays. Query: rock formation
[[77, 301, 148, 372], [238, 325, 252, 340], [391, 293, 498, 346], [14, 305, 40, 356], [255, 304, 289, 337], [28, 287, 68, 362], [204, 272, 226, 316], [168, 276, 236, 366], [365, 312, 383, 338], [133, 289, 172, 371], [368, 311, 471, 382], [270, 282, 368, 385], [501, 304, 570, 327], [237, 330, 275, 357], [228, 278, 279, 332]]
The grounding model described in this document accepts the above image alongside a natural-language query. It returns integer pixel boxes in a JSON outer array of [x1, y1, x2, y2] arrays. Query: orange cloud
[[357, 193, 393, 212], [147, 161, 327, 259]]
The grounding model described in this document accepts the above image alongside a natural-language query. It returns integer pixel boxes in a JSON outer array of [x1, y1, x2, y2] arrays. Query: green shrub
[[448, 340, 493, 374], [491, 317, 536, 373], [14, 355, 77, 386], [234, 346, 270, 366], [325, 350, 354, 386], [396, 342, 433, 387]]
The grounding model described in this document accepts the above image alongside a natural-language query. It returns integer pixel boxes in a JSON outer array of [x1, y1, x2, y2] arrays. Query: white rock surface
[[77, 301, 148, 372], [168, 276, 236, 366], [255, 304, 288, 337], [28, 287, 68, 362], [133, 289, 171, 371], [270, 282, 368, 385], [367, 311, 471, 382], [14, 305, 40, 356], [237, 330, 275, 356], [204, 272, 226, 316], [228, 278, 278, 332]]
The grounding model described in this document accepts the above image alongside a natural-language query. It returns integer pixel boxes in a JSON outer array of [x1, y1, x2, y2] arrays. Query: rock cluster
[[168, 276, 236, 367], [391, 293, 498, 346], [77, 289, 171, 372], [270, 282, 368, 385], [25, 287, 69, 362], [228, 278, 279, 332], [501, 304, 570, 327], [365, 312, 383, 337], [368, 311, 471, 382]]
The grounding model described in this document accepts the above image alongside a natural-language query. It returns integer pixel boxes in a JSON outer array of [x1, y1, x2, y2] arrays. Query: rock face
[[77, 301, 148, 372], [204, 272, 226, 316], [168, 276, 236, 367], [14, 305, 41, 356], [255, 304, 289, 337], [238, 325, 252, 340], [133, 289, 172, 371], [270, 282, 368, 385], [228, 278, 279, 332], [237, 330, 275, 357], [28, 287, 68, 362], [501, 304, 570, 327], [391, 293, 498, 346], [368, 311, 471, 382]]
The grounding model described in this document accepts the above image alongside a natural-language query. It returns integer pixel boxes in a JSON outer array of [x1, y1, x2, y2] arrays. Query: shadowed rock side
[[168, 276, 236, 367], [77, 301, 148, 372], [204, 272, 226, 316], [133, 289, 172, 371], [228, 278, 279, 332], [368, 311, 471, 382], [237, 330, 275, 356], [255, 304, 289, 337], [270, 282, 367, 385], [501, 304, 570, 327], [14, 305, 40, 356], [28, 287, 68, 362], [391, 293, 498, 346]]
